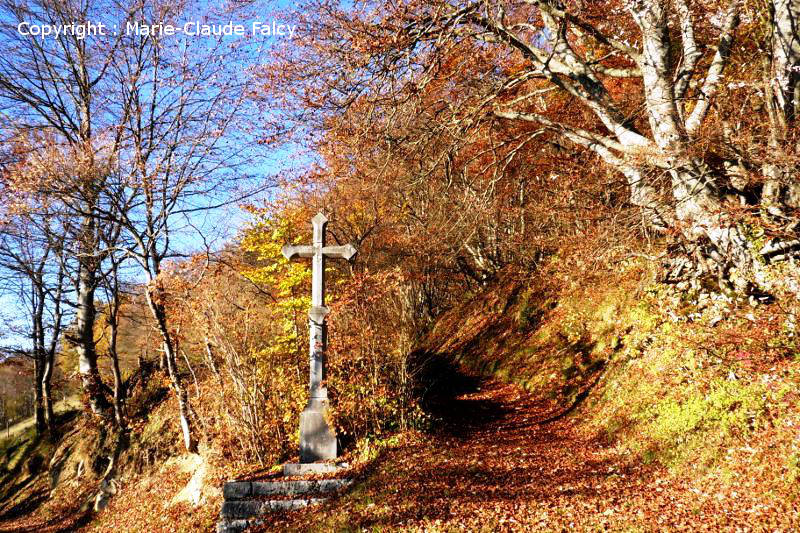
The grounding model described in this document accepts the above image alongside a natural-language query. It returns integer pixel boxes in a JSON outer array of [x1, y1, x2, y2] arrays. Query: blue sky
[[0, 0, 315, 353]]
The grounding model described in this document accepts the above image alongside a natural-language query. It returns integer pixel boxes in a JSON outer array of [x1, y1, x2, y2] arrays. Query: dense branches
[[0, 0, 270, 448], [259, 0, 800, 292]]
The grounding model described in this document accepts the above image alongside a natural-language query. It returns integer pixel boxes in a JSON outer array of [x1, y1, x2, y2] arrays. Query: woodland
[[0, 0, 800, 531]]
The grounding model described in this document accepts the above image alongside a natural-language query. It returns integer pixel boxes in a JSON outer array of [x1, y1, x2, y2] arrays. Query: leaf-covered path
[[266, 375, 795, 532]]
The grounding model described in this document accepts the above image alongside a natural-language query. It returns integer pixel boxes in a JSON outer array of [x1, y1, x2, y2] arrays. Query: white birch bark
[[629, 1, 752, 281], [764, 0, 800, 211]]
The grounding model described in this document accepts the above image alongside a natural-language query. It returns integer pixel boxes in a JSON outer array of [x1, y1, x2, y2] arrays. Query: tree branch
[[685, 0, 740, 135]]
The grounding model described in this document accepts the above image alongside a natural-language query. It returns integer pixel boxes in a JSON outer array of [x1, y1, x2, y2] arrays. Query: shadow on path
[[269, 351, 660, 531], [411, 350, 511, 439]]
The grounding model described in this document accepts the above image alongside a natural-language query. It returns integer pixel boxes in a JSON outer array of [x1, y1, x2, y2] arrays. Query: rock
[[91, 478, 119, 512], [169, 453, 209, 507], [100, 479, 118, 496], [94, 492, 110, 512]]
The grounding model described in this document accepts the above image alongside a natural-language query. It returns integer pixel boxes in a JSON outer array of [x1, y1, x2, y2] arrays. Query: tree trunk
[[671, 160, 754, 284], [629, 1, 753, 285], [75, 252, 110, 415], [32, 282, 46, 435], [109, 323, 126, 430], [765, 0, 800, 212], [139, 351, 150, 389], [33, 357, 45, 435], [43, 320, 60, 436], [42, 359, 55, 436], [620, 165, 674, 231], [145, 288, 197, 453]]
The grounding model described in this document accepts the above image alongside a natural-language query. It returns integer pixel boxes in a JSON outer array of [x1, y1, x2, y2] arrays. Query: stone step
[[223, 478, 352, 500], [217, 518, 260, 533], [217, 464, 354, 532], [283, 462, 346, 476], [220, 498, 325, 520]]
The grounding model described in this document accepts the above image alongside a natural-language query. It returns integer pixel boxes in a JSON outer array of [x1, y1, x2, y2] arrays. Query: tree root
[[759, 238, 800, 263]]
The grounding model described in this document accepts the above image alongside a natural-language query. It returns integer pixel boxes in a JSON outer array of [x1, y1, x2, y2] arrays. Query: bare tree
[[0, 0, 135, 414], [0, 208, 71, 436], [0, 0, 268, 443]]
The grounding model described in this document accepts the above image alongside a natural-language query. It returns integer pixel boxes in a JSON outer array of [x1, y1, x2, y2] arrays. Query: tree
[[102, 0, 270, 452], [263, 0, 800, 291], [0, 206, 70, 436], [0, 0, 133, 414], [0, 0, 268, 449]]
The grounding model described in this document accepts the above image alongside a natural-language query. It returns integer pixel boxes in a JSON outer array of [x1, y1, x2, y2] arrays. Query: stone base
[[221, 498, 324, 519], [299, 400, 337, 463], [282, 462, 342, 476], [217, 476, 353, 532], [224, 479, 352, 499]]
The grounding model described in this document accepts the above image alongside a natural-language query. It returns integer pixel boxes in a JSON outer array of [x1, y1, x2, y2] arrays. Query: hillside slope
[[0, 370, 223, 533], [261, 259, 800, 530], [2, 257, 799, 531]]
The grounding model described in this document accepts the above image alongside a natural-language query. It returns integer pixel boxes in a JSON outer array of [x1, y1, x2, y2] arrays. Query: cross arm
[[322, 244, 358, 261], [282, 245, 315, 260]]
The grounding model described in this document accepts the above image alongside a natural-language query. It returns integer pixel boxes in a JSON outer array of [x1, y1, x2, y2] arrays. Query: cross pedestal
[[282, 212, 357, 463]]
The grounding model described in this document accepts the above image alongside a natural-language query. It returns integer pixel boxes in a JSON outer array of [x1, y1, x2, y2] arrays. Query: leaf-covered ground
[[262, 376, 798, 532]]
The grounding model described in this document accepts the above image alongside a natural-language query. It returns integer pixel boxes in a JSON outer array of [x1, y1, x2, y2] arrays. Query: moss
[[1, 425, 38, 474], [636, 379, 767, 468], [515, 291, 544, 331]]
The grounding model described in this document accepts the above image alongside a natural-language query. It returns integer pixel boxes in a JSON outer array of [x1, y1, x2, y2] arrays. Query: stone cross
[[282, 212, 357, 462]]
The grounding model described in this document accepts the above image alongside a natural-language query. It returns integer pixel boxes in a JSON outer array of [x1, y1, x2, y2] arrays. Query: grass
[[0, 424, 38, 486], [0, 395, 82, 443]]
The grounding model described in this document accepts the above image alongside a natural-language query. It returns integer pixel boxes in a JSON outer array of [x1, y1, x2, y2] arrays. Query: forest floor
[[263, 373, 797, 532], [0, 365, 796, 531]]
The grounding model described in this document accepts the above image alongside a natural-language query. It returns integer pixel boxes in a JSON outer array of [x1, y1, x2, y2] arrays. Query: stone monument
[[282, 212, 357, 462]]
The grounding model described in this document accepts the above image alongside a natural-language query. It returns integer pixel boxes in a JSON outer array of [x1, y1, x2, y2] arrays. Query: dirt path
[[267, 377, 796, 532], [0, 396, 81, 443]]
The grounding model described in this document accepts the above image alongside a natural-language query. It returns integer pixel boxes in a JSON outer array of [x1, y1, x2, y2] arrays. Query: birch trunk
[[75, 249, 109, 415], [630, 1, 753, 282], [145, 287, 197, 453], [765, 0, 800, 212]]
